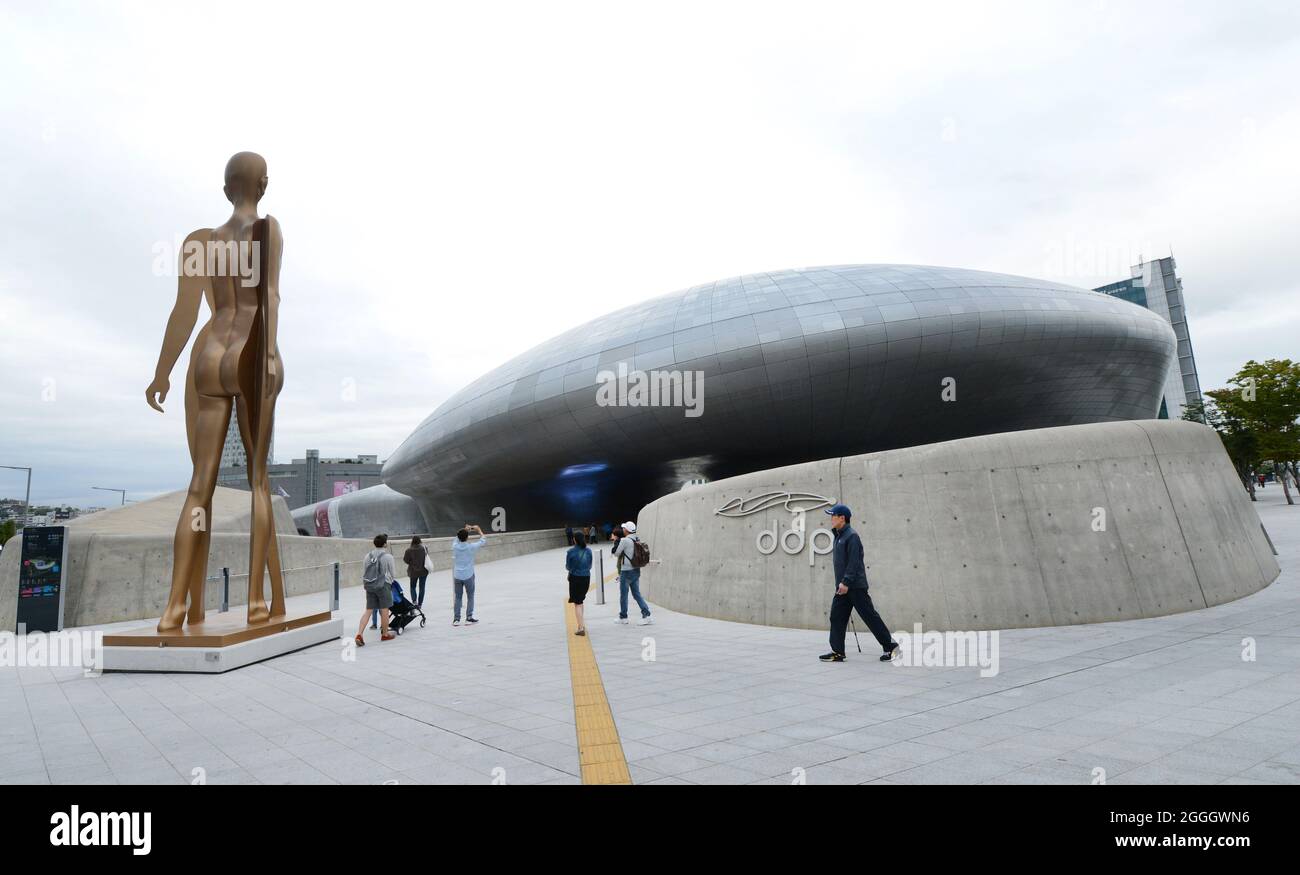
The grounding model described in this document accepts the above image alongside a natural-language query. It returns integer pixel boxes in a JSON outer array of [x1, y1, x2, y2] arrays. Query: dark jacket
[[402, 545, 428, 578], [566, 545, 593, 576], [831, 524, 868, 589]]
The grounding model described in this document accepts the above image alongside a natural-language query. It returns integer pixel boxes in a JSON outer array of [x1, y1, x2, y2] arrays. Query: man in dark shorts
[[566, 532, 593, 636], [356, 534, 396, 646]]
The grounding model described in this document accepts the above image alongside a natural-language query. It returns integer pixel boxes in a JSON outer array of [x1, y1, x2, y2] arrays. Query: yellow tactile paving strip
[[564, 600, 632, 785]]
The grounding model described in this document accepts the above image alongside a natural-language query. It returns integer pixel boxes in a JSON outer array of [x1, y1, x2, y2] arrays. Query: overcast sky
[[2, 0, 1298, 508]]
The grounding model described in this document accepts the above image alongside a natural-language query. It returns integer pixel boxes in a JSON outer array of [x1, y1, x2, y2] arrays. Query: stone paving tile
[[1108, 762, 1226, 785], [888, 753, 1022, 784], [683, 740, 774, 764], [633, 750, 717, 774], [677, 762, 773, 784], [1235, 760, 1300, 783]]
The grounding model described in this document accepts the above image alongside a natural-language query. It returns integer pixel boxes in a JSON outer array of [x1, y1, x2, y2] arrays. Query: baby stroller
[[388, 580, 426, 634]]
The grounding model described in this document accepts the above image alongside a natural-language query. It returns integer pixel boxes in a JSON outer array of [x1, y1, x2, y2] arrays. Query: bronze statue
[[146, 152, 285, 631]]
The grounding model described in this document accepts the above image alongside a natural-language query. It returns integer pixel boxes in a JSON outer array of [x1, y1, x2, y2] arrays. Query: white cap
[[622, 521, 636, 533]]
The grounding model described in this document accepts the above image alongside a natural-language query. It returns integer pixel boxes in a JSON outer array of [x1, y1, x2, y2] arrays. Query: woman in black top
[[403, 536, 430, 607]]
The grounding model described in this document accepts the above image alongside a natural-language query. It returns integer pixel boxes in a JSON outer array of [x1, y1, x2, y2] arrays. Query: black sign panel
[[16, 526, 67, 633]]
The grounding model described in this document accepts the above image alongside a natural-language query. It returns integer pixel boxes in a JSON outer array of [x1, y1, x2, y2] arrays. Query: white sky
[[2, 0, 1298, 508]]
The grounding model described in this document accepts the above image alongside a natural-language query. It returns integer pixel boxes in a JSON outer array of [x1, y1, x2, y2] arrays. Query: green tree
[[0, 519, 16, 547], [1198, 359, 1300, 504], [1188, 394, 1262, 499]]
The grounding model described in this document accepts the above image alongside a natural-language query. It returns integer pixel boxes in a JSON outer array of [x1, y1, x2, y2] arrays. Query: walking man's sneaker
[[466, 617, 478, 625], [820, 651, 846, 662], [880, 644, 901, 662], [637, 616, 653, 626], [354, 634, 365, 647], [452, 619, 460, 626], [614, 617, 629, 624], [381, 632, 396, 642]]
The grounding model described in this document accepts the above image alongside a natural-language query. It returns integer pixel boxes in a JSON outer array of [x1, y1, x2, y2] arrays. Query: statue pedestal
[[102, 610, 341, 673]]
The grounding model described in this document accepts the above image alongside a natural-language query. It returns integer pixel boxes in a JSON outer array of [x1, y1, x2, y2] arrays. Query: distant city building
[[0, 501, 101, 531], [219, 409, 275, 469], [218, 449, 383, 508], [1094, 256, 1203, 421], [0, 497, 26, 522]]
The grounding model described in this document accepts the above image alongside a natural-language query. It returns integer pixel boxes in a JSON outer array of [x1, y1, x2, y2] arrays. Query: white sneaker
[[614, 617, 629, 625], [637, 616, 654, 626], [452, 619, 460, 626]]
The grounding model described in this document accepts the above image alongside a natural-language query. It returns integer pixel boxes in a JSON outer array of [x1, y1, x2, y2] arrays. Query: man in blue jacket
[[820, 503, 900, 663]]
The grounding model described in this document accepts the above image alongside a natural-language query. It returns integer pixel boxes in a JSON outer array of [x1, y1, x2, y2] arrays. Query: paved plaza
[[2, 490, 1298, 785]]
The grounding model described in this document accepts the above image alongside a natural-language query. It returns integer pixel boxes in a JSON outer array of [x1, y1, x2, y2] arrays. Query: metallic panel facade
[[383, 264, 1177, 533]]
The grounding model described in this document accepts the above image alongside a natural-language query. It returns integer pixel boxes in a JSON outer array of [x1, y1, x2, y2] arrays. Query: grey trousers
[[454, 575, 476, 620]]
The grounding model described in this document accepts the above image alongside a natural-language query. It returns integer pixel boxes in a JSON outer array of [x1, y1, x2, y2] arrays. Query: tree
[[1196, 359, 1300, 504], [0, 519, 15, 547], [1189, 395, 1262, 499]]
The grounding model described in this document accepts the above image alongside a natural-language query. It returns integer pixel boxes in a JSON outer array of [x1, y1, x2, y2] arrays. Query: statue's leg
[[257, 398, 285, 616], [234, 393, 273, 623], [187, 517, 213, 626], [159, 385, 231, 632]]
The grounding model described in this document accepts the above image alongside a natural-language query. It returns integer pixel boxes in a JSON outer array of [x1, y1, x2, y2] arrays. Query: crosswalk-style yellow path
[[564, 601, 632, 785]]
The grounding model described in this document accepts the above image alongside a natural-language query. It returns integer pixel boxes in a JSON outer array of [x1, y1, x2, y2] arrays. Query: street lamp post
[[0, 465, 32, 525], [92, 487, 127, 506]]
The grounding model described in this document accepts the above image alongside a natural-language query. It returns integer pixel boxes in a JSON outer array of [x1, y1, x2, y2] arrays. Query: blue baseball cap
[[824, 503, 852, 518]]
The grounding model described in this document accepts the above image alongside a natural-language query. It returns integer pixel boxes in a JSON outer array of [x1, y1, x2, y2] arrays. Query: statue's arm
[[146, 230, 206, 412], [263, 216, 283, 394]]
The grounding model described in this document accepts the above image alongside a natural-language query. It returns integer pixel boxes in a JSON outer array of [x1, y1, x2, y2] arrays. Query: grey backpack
[[362, 550, 385, 588]]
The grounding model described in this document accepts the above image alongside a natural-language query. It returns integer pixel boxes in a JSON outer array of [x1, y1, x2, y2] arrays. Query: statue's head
[[223, 151, 268, 204]]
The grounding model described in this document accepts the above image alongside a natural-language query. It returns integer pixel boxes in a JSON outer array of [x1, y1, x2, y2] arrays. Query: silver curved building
[[383, 264, 1177, 533]]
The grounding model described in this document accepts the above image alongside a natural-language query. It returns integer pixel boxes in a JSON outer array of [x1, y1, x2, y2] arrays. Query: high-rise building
[[1094, 256, 1203, 421], [219, 409, 275, 469]]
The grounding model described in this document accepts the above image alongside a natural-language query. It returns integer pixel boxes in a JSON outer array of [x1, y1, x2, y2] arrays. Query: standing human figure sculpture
[[145, 151, 286, 631]]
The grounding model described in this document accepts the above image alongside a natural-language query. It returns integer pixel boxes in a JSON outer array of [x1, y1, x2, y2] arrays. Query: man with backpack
[[612, 520, 652, 626], [356, 533, 397, 646]]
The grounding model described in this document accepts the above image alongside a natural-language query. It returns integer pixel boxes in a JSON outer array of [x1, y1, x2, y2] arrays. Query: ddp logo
[[714, 491, 836, 566]]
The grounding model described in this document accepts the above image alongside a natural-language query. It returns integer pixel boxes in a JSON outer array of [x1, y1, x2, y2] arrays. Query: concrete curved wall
[[0, 527, 564, 632], [635, 420, 1279, 631]]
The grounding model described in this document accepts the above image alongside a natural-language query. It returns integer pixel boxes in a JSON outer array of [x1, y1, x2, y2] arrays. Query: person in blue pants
[[611, 521, 652, 626]]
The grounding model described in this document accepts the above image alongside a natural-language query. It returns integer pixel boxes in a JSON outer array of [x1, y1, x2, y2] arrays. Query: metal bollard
[[597, 549, 605, 605], [332, 562, 340, 612], [220, 567, 230, 613]]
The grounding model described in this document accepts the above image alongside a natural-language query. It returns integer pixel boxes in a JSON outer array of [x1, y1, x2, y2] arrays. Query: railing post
[[332, 562, 340, 612], [220, 567, 230, 613], [597, 548, 605, 605]]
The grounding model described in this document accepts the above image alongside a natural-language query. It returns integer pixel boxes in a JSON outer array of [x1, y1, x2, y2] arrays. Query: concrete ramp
[[66, 486, 296, 536], [636, 420, 1280, 631]]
